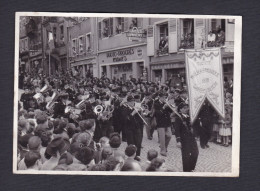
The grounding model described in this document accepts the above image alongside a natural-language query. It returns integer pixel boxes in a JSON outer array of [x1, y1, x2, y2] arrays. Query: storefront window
[[179, 19, 194, 49]]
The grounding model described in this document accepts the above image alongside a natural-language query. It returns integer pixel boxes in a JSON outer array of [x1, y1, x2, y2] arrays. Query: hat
[[69, 141, 85, 155], [46, 137, 70, 156], [125, 144, 137, 157], [134, 94, 140, 100], [127, 95, 134, 102], [28, 136, 42, 150], [58, 152, 73, 165], [75, 146, 95, 165], [109, 133, 121, 148], [178, 102, 188, 112]]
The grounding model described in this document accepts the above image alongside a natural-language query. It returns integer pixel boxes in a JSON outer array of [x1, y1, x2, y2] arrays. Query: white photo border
[[13, 12, 242, 177]]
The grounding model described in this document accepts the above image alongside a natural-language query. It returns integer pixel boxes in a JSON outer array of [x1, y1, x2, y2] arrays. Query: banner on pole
[[185, 48, 225, 124]]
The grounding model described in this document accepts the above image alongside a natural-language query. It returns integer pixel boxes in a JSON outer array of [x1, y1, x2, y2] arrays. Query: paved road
[[18, 89, 232, 172], [118, 130, 232, 172]]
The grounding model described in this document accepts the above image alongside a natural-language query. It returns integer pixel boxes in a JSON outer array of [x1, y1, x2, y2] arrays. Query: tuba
[[33, 93, 44, 103], [46, 91, 59, 114], [40, 84, 51, 93]]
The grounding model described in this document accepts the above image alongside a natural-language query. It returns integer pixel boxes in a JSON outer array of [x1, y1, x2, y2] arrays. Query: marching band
[[18, 71, 233, 172]]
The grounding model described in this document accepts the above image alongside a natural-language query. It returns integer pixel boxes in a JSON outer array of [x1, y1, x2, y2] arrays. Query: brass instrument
[[33, 93, 44, 103], [101, 105, 114, 120], [124, 103, 148, 126], [94, 105, 104, 115], [33, 84, 51, 103], [46, 91, 59, 115], [65, 105, 81, 123], [164, 98, 182, 118]]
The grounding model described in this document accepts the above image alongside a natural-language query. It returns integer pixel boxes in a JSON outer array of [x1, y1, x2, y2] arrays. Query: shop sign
[[106, 48, 134, 63], [137, 48, 143, 58], [126, 27, 146, 41]]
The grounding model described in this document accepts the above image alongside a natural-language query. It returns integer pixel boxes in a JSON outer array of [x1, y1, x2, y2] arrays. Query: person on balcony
[[159, 37, 167, 51], [216, 30, 225, 47], [207, 31, 216, 47]]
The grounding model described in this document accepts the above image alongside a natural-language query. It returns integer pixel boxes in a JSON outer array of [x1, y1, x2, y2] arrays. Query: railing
[[156, 48, 169, 56]]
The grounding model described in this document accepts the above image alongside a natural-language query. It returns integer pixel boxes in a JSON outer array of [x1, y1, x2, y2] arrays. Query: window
[[53, 27, 57, 40], [179, 19, 194, 49], [78, 36, 84, 55], [98, 22, 102, 38], [157, 23, 169, 56], [72, 39, 77, 56], [102, 18, 113, 38], [116, 17, 124, 34], [60, 25, 64, 41], [208, 19, 226, 47], [129, 18, 142, 30], [86, 33, 91, 52]]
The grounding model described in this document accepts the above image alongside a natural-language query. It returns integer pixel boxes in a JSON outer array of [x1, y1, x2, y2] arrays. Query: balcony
[[156, 48, 169, 56], [26, 19, 38, 37]]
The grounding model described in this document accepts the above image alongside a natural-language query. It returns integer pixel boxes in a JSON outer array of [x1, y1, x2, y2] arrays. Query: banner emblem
[[185, 48, 225, 123]]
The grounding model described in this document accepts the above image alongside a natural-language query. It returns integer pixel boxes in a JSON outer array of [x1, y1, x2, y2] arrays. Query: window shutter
[[109, 18, 113, 36], [76, 38, 79, 55], [82, 36, 86, 54], [124, 18, 128, 32], [98, 22, 102, 38], [147, 25, 155, 56], [168, 18, 178, 53], [194, 19, 206, 49], [91, 33, 94, 52]]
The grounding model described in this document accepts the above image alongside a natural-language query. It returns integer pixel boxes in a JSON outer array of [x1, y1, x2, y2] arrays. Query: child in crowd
[[219, 109, 232, 147], [142, 149, 158, 171]]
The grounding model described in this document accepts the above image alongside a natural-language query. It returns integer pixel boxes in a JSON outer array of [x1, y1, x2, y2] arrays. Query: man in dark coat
[[153, 92, 172, 157], [175, 102, 199, 172], [194, 102, 214, 149], [122, 95, 144, 161], [20, 88, 32, 110]]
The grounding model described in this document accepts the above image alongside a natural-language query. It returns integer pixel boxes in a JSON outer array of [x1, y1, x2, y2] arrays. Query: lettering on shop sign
[[107, 48, 134, 58], [113, 56, 127, 62], [107, 48, 134, 62]]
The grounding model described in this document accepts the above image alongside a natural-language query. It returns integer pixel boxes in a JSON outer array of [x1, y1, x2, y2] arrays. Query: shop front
[[99, 45, 148, 80], [70, 58, 97, 78], [150, 61, 185, 85]]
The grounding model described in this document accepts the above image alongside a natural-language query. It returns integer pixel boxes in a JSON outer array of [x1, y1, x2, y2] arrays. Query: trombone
[[124, 103, 148, 126]]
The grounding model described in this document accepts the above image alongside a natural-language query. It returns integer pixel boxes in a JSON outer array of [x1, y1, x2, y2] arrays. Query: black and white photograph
[[13, 12, 241, 176]]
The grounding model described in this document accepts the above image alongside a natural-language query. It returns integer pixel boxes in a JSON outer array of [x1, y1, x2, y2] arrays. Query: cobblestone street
[[118, 129, 232, 172]]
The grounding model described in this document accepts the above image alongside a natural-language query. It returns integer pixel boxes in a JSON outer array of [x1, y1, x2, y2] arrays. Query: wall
[[97, 17, 149, 51]]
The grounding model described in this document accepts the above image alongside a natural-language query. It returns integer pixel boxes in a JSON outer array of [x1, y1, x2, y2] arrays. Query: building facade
[[97, 17, 149, 81], [42, 17, 75, 75], [147, 18, 235, 84], [68, 17, 98, 78], [19, 16, 43, 74]]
